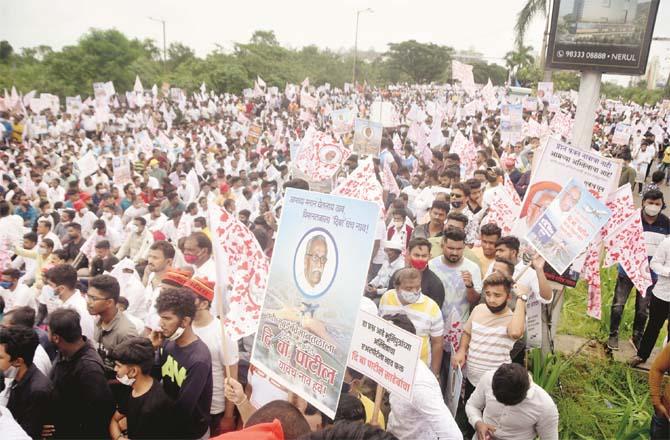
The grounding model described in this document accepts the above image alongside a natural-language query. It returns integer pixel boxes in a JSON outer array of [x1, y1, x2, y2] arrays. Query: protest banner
[[444, 342, 463, 417], [246, 124, 262, 145], [500, 103, 523, 145], [369, 101, 399, 127], [294, 129, 350, 184], [348, 311, 421, 401], [77, 150, 98, 178], [330, 109, 353, 135], [169, 88, 183, 101], [104, 81, 116, 97], [513, 137, 621, 240], [547, 95, 561, 113], [66, 96, 82, 115], [92, 82, 107, 100], [612, 123, 632, 145], [33, 116, 48, 136], [112, 157, 132, 185], [526, 178, 611, 275], [251, 188, 380, 418], [352, 118, 382, 156]]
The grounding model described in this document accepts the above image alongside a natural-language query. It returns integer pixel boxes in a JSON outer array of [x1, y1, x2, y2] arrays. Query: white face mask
[[38, 247, 49, 256], [116, 374, 136, 387], [397, 289, 421, 304], [644, 204, 662, 217], [167, 326, 185, 341], [103, 213, 113, 220], [394, 221, 404, 229]]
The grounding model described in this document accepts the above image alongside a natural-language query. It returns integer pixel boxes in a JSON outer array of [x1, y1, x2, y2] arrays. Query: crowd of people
[[0, 79, 668, 440]]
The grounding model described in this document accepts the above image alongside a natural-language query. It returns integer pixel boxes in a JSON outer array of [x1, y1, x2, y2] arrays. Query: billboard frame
[[545, 0, 660, 75]]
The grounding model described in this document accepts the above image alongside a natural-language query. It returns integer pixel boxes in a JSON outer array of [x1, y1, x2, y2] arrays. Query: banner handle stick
[[216, 285, 232, 378], [514, 263, 532, 283], [371, 383, 384, 427]]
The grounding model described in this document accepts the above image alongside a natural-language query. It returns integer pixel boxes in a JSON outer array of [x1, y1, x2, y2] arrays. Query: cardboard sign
[[352, 118, 382, 156], [348, 311, 422, 401], [251, 188, 380, 419]]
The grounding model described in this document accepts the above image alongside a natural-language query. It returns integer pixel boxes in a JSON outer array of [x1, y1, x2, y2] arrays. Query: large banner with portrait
[[526, 178, 611, 275], [512, 137, 621, 240], [251, 188, 380, 418], [352, 118, 383, 156]]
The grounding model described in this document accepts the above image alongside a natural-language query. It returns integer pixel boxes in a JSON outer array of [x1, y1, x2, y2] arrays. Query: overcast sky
[[2, 0, 669, 75]]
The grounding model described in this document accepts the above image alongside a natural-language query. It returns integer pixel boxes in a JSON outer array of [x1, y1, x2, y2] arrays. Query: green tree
[[514, 0, 551, 78], [504, 45, 535, 83], [384, 40, 453, 84], [167, 42, 196, 70], [0, 41, 13, 62]]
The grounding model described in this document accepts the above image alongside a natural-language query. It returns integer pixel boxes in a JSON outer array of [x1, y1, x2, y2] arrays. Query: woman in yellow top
[[11, 117, 24, 143], [14, 238, 57, 289], [662, 145, 670, 184]]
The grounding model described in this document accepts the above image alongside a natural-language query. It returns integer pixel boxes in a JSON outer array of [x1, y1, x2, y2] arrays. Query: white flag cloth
[[209, 204, 269, 340], [133, 76, 143, 93], [256, 76, 266, 89]]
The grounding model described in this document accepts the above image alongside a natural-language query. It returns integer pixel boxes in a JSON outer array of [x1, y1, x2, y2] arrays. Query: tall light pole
[[148, 17, 167, 70], [352, 8, 373, 86]]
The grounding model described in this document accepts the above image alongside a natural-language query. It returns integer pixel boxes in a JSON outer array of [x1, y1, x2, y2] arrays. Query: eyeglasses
[[86, 294, 108, 302], [305, 254, 327, 265]]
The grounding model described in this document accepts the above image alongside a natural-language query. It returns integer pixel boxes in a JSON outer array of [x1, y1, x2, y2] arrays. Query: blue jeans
[[651, 413, 669, 440]]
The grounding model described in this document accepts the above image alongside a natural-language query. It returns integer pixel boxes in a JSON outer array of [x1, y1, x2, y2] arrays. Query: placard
[[352, 118, 382, 156]]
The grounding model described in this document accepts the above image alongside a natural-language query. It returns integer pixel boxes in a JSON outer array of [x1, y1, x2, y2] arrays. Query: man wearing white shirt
[[401, 175, 422, 218], [44, 264, 95, 341], [466, 363, 559, 440], [36, 219, 62, 250], [143, 203, 168, 235], [385, 314, 462, 440], [188, 277, 239, 435], [0, 269, 37, 313]]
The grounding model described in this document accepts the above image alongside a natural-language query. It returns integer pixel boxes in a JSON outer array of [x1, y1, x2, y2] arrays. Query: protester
[[46, 308, 115, 439], [608, 189, 670, 351], [384, 313, 462, 440], [648, 343, 670, 439], [109, 337, 177, 440], [154, 287, 213, 439], [465, 363, 559, 440], [0, 326, 53, 439]]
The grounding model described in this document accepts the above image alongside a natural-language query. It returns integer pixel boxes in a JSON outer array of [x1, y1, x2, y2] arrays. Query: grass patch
[[558, 266, 667, 346], [549, 353, 652, 439]]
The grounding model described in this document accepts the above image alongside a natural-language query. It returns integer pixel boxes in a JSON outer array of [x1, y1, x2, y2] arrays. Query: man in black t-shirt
[[110, 337, 176, 440], [153, 287, 213, 439]]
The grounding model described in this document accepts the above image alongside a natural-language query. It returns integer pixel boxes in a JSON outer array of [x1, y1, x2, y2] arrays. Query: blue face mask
[[0, 281, 13, 289]]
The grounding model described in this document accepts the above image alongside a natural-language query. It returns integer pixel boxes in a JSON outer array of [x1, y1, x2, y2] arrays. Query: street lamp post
[[148, 17, 167, 70], [352, 8, 373, 86]]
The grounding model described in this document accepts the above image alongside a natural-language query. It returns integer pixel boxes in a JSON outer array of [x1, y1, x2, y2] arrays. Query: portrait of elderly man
[[525, 188, 559, 228], [559, 184, 581, 212], [303, 234, 328, 291]]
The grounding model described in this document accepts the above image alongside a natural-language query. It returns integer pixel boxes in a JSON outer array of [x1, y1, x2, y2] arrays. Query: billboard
[[546, 0, 660, 75]]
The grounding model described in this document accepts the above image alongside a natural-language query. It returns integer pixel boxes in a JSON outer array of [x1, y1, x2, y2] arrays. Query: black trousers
[[637, 293, 670, 360]]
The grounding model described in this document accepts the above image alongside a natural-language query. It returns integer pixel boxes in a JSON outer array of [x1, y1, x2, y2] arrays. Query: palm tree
[[514, 0, 551, 80], [505, 45, 535, 83]]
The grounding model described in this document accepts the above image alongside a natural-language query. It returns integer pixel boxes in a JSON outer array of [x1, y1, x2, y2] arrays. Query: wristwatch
[[465, 283, 474, 289], [518, 294, 528, 303]]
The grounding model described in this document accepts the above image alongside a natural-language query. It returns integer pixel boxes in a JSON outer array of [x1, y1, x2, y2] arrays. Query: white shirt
[[192, 316, 240, 414], [651, 236, 670, 302], [387, 361, 462, 440], [61, 291, 95, 340], [466, 369, 559, 440], [33, 344, 52, 377], [1, 284, 37, 313], [401, 185, 422, 216], [368, 256, 405, 294], [0, 406, 31, 440]]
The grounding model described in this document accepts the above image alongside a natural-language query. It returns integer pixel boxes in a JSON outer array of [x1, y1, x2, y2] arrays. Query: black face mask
[[486, 301, 507, 314], [341, 381, 351, 394], [451, 201, 463, 209]]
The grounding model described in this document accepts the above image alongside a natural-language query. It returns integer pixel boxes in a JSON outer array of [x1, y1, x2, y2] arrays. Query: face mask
[[103, 213, 113, 219], [394, 221, 404, 229], [397, 289, 421, 304], [451, 201, 463, 209], [167, 326, 185, 341], [117, 374, 136, 387], [0, 281, 12, 289], [38, 248, 49, 256], [184, 254, 198, 264], [409, 258, 428, 271], [644, 204, 662, 217], [486, 301, 507, 314], [193, 227, 202, 232], [80, 208, 88, 215], [4, 365, 18, 380], [341, 381, 351, 394]]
